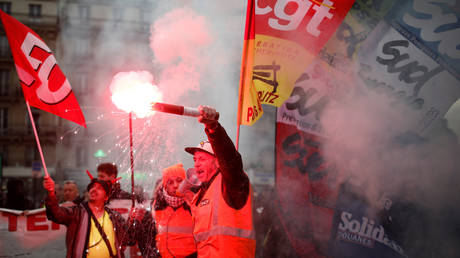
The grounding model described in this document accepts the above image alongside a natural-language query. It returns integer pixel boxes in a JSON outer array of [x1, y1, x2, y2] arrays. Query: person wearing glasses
[[184, 105, 255, 257]]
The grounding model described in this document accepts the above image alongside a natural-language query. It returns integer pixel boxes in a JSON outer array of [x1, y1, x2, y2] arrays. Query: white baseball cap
[[185, 140, 215, 156]]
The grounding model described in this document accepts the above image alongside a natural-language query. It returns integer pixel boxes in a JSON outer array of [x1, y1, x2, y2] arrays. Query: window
[[113, 7, 123, 23], [29, 4, 42, 18], [25, 144, 38, 166], [140, 10, 151, 23], [0, 107, 8, 135], [140, 10, 151, 32], [0, 69, 9, 96], [0, 2, 11, 14], [78, 72, 88, 93], [75, 39, 89, 56], [76, 146, 88, 167], [26, 110, 39, 133], [0, 145, 8, 166], [0, 35, 9, 57], [78, 5, 90, 21]]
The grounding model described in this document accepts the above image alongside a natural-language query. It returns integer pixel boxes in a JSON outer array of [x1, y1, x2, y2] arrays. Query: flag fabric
[[238, 0, 355, 125], [237, 0, 261, 126], [273, 0, 460, 256], [0, 10, 86, 127]]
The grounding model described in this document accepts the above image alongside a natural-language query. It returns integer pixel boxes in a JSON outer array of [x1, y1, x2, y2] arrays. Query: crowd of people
[[41, 105, 262, 258], [3, 103, 459, 258]]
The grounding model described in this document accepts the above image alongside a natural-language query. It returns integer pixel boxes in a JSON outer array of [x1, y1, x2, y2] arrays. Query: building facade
[[57, 0, 155, 189], [0, 0, 60, 208], [0, 0, 156, 208]]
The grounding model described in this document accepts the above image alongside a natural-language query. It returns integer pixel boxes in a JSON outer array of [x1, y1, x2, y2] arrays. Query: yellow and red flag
[[238, 0, 355, 125], [0, 10, 86, 127]]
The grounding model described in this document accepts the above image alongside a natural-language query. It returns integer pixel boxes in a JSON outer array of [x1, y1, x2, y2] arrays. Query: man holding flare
[[184, 105, 255, 257]]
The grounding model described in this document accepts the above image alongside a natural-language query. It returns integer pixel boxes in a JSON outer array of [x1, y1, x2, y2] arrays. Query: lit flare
[[110, 71, 163, 118]]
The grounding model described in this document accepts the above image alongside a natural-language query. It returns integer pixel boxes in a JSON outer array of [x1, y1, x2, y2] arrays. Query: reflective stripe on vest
[[194, 173, 254, 243], [157, 225, 194, 234], [155, 205, 196, 258], [194, 224, 255, 243]]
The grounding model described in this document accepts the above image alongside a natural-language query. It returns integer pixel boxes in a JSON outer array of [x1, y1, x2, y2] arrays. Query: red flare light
[[110, 71, 163, 118]]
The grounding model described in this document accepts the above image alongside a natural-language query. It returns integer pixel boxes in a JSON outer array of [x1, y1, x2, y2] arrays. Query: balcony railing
[[7, 12, 59, 27], [0, 125, 58, 137]]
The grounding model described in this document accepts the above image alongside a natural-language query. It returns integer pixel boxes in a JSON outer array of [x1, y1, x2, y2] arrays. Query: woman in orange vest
[[154, 163, 197, 258], [184, 106, 256, 258]]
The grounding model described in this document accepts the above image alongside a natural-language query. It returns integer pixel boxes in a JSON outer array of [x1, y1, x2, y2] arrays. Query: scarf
[[163, 188, 184, 208]]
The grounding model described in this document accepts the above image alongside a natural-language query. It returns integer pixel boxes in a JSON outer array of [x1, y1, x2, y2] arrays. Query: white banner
[[277, 59, 345, 137], [357, 21, 460, 134], [0, 200, 150, 257]]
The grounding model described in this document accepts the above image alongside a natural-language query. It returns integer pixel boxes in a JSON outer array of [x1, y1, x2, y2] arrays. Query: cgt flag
[[0, 10, 86, 127], [238, 0, 355, 125]]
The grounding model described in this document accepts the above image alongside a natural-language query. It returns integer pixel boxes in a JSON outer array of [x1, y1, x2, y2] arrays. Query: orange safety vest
[[155, 205, 197, 258], [192, 173, 256, 258]]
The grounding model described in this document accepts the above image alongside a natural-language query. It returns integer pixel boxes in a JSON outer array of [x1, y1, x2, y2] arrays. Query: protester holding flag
[[0, 7, 86, 212], [185, 105, 255, 257], [43, 176, 136, 258], [0, 10, 86, 127]]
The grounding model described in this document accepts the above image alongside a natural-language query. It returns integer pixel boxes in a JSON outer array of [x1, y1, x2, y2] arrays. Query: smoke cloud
[[45, 0, 460, 256], [151, 7, 212, 99], [57, 0, 254, 197], [320, 74, 460, 256]]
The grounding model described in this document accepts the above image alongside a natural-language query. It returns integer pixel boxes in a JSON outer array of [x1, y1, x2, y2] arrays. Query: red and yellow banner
[[238, 0, 355, 125]]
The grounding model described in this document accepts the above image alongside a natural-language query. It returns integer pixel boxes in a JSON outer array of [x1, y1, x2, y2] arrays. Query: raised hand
[[43, 176, 55, 196], [198, 105, 219, 130], [129, 207, 146, 222]]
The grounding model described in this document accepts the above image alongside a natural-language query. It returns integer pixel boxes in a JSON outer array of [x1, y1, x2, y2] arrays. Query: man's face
[[88, 183, 108, 203], [63, 183, 79, 202], [193, 151, 218, 183], [55, 184, 63, 199], [97, 171, 115, 181], [165, 176, 183, 197]]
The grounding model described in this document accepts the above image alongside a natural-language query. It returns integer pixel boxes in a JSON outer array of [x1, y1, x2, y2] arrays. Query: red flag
[[238, 0, 355, 125], [0, 10, 86, 127]]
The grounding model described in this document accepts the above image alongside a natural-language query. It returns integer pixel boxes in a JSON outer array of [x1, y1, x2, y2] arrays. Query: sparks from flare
[[58, 71, 194, 195], [59, 107, 190, 195]]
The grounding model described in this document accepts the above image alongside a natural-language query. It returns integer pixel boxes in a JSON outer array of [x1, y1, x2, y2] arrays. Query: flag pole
[[236, 0, 255, 151], [26, 101, 49, 177], [129, 112, 135, 208], [236, 125, 240, 151]]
